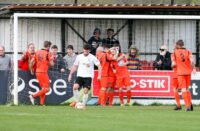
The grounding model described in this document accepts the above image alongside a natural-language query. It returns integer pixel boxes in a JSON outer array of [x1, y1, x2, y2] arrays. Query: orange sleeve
[[171, 53, 175, 62], [48, 53, 53, 61]]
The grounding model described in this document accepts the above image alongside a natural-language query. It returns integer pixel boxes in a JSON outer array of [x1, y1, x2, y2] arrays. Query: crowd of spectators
[[0, 28, 173, 71]]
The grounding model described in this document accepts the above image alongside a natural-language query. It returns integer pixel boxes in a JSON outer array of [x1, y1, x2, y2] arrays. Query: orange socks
[[97, 91, 101, 105], [127, 90, 131, 103], [182, 91, 190, 107], [119, 91, 124, 105], [187, 90, 192, 105], [33, 87, 49, 105], [108, 92, 114, 106], [99, 89, 106, 106], [40, 94, 46, 105], [174, 91, 181, 107]]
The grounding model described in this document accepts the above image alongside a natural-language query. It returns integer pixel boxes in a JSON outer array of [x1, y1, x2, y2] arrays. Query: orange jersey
[[106, 51, 115, 61], [112, 53, 130, 78], [174, 48, 192, 75], [171, 53, 177, 78], [96, 52, 110, 77], [36, 72, 50, 87], [34, 49, 52, 73]]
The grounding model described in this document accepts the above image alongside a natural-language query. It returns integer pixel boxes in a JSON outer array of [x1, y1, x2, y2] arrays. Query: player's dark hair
[[93, 28, 101, 35], [113, 43, 120, 47], [67, 45, 74, 50], [103, 44, 110, 49], [176, 40, 184, 47], [107, 28, 114, 33], [51, 45, 58, 49], [113, 43, 122, 54], [44, 41, 52, 48], [83, 44, 91, 50]]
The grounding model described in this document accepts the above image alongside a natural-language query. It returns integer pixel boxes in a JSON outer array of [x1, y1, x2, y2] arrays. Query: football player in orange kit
[[111, 44, 132, 106], [172, 40, 196, 111], [171, 48, 181, 110], [29, 41, 54, 105], [96, 46, 110, 106], [96, 45, 117, 106]]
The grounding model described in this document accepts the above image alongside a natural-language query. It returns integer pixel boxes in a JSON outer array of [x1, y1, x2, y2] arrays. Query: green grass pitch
[[0, 105, 200, 131]]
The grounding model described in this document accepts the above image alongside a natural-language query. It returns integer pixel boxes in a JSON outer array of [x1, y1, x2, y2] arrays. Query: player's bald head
[[96, 46, 103, 53]]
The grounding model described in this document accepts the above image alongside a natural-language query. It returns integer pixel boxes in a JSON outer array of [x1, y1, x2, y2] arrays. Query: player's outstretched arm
[[30, 57, 35, 75], [189, 53, 196, 74], [68, 65, 78, 82]]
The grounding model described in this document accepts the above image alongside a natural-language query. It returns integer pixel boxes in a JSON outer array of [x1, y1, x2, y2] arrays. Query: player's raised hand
[[30, 69, 34, 75], [21, 51, 28, 60], [97, 74, 101, 80], [61, 68, 65, 73], [171, 61, 176, 67], [192, 67, 196, 74]]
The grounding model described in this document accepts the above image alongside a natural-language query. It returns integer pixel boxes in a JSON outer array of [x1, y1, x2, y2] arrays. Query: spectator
[[19, 43, 36, 71], [0, 45, 11, 70], [127, 45, 141, 70], [87, 28, 102, 56], [49, 45, 65, 73], [102, 28, 120, 48], [63, 45, 77, 72], [153, 45, 172, 70]]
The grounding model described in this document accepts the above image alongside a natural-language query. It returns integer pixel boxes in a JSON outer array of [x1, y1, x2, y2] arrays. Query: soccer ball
[[75, 102, 85, 109]]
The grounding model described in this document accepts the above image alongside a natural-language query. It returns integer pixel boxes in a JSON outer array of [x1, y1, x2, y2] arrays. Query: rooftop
[[1, 0, 200, 16]]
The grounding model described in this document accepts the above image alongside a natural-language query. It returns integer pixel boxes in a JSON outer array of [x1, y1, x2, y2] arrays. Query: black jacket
[[88, 36, 102, 56], [49, 54, 66, 73], [153, 51, 172, 70], [102, 37, 120, 48]]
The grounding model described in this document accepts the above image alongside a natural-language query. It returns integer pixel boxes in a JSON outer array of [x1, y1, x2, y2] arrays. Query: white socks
[[82, 94, 89, 105], [73, 89, 88, 105], [73, 90, 79, 102]]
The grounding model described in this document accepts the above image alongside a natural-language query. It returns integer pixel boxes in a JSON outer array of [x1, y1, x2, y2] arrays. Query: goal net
[[2, 13, 199, 105]]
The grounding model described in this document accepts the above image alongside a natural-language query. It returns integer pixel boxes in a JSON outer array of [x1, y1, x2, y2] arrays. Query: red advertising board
[[92, 70, 174, 98]]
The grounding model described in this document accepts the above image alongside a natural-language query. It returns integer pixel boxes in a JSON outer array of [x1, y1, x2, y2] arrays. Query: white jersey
[[74, 53, 100, 78]]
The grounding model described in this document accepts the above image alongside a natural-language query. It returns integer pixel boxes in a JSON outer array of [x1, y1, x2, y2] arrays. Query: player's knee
[[107, 87, 111, 92], [173, 88, 178, 92], [118, 88, 123, 92], [181, 88, 187, 92], [101, 87, 106, 91], [43, 87, 49, 93], [126, 86, 131, 90], [73, 84, 79, 90]]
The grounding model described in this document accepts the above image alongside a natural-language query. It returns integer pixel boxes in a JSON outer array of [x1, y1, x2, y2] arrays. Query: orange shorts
[[36, 72, 50, 88], [100, 77, 109, 88], [177, 75, 191, 88], [108, 76, 116, 88], [172, 78, 179, 89], [116, 76, 131, 88], [100, 76, 116, 88]]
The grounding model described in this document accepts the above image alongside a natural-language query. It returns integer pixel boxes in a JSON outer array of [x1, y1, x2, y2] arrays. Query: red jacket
[[18, 51, 36, 71]]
